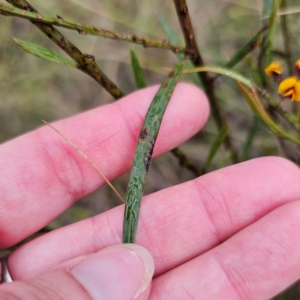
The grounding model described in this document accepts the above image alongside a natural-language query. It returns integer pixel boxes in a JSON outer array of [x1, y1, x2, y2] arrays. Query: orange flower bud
[[265, 61, 283, 82], [277, 76, 300, 101]]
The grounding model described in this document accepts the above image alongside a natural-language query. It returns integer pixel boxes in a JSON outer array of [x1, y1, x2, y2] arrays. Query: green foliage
[[130, 49, 147, 89], [156, 12, 202, 86], [123, 58, 186, 243], [203, 124, 228, 170], [1, 1, 300, 297], [14, 38, 77, 68]]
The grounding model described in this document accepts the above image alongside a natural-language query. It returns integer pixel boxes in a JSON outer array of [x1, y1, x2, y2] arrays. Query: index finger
[[0, 83, 209, 247]]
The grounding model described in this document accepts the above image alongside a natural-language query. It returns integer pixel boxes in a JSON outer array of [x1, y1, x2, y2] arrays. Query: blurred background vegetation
[[1, 0, 300, 298]]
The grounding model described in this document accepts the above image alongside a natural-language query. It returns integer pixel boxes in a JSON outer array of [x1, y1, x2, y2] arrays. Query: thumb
[[0, 244, 154, 300]]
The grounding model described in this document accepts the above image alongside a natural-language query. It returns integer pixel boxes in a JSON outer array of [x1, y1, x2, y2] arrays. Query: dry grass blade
[[42, 120, 125, 203]]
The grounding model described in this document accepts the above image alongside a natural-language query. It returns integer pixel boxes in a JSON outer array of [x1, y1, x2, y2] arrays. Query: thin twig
[[279, 0, 299, 120], [42, 120, 125, 203], [256, 87, 300, 131], [257, 40, 268, 87], [0, 4, 185, 53], [173, 0, 239, 163], [271, 49, 290, 58], [5, 0, 123, 99], [171, 148, 203, 176]]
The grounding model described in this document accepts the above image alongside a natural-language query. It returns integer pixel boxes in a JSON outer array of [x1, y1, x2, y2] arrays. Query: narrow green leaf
[[225, 25, 269, 69], [156, 13, 180, 45], [263, 0, 273, 27], [237, 82, 300, 145], [203, 124, 228, 170], [129, 49, 201, 176], [130, 49, 147, 89], [13, 38, 77, 68], [123, 58, 186, 243], [184, 64, 300, 131], [182, 66, 255, 88], [263, 0, 282, 66], [156, 13, 202, 87]]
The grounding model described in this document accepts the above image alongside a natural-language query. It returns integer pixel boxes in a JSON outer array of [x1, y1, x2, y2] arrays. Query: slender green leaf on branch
[[123, 58, 186, 244], [203, 124, 228, 170], [224, 25, 269, 69], [263, 0, 282, 66], [279, 0, 293, 74], [182, 66, 255, 88], [130, 49, 146, 89], [156, 13, 180, 46], [14, 38, 77, 68], [263, 0, 273, 26], [0, 4, 184, 52], [237, 82, 300, 145], [182, 65, 300, 130], [156, 13, 202, 87]]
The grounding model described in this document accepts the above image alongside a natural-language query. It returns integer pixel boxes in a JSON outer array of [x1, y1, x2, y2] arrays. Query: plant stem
[[0, 4, 185, 53], [259, 91, 300, 131], [171, 148, 202, 176], [280, 0, 293, 74], [5, 0, 123, 99], [173, 0, 239, 163]]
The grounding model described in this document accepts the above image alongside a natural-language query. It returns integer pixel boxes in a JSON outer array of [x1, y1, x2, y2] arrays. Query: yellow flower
[[265, 61, 282, 77], [277, 76, 300, 102]]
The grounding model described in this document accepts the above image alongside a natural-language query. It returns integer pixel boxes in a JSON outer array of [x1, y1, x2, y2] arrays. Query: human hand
[[0, 83, 300, 299]]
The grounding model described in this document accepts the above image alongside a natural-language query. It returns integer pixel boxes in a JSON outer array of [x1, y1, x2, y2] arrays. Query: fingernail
[[71, 244, 154, 300]]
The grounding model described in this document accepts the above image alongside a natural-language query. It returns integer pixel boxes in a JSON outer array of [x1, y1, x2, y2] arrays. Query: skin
[[0, 83, 300, 299]]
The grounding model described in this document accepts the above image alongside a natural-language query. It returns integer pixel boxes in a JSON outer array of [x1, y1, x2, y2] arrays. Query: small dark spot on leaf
[[139, 128, 148, 140], [168, 71, 174, 78], [132, 35, 137, 42], [57, 15, 63, 19], [144, 139, 155, 172]]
